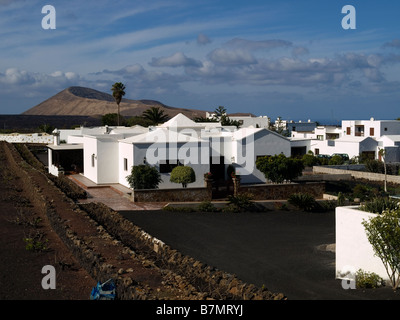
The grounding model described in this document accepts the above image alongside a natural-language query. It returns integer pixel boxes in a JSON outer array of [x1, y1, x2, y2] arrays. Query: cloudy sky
[[1, 0, 400, 123]]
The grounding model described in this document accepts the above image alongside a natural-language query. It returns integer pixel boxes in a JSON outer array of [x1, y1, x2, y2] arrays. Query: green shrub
[[337, 192, 346, 206], [288, 193, 317, 212], [328, 155, 344, 165], [362, 209, 400, 289], [197, 201, 219, 212], [226, 193, 254, 212], [256, 154, 304, 183], [360, 197, 399, 214], [302, 154, 319, 167], [170, 166, 196, 188], [126, 164, 162, 190], [356, 269, 385, 289]]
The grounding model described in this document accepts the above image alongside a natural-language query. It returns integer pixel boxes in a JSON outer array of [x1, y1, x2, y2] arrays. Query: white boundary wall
[[0, 133, 53, 144], [335, 206, 388, 280]]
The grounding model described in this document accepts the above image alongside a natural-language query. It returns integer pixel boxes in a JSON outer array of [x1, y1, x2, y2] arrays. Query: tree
[[379, 148, 387, 193], [362, 208, 400, 289], [302, 153, 319, 167], [101, 113, 126, 126], [142, 107, 169, 125], [170, 165, 196, 188], [126, 164, 162, 190], [328, 155, 344, 165], [111, 82, 126, 126], [211, 106, 241, 128], [38, 123, 55, 134], [126, 116, 154, 127], [256, 154, 304, 184]]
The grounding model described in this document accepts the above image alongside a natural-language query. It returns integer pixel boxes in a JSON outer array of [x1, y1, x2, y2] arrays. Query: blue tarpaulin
[[90, 279, 116, 300]]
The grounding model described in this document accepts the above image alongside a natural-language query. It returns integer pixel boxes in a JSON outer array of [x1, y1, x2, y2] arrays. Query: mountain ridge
[[22, 86, 208, 119]]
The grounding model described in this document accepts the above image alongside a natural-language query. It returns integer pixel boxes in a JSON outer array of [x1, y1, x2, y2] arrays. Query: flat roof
[[47, 143, 83, 150]]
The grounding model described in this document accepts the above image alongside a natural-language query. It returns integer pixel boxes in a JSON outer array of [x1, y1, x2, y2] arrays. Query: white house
[[47, 113, 291, 190], [289, 118, 400, 161]]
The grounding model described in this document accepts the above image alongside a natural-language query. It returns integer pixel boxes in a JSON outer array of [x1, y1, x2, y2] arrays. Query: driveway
[[119, 209, 400, 300]]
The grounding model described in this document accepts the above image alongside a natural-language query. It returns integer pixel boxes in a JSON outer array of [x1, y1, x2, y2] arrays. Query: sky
[[1, 0, 400, 123]]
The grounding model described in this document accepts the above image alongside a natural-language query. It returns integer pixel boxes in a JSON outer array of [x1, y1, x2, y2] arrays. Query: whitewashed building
[[47, 113, 291, 189], [289, 118, 400, 161]]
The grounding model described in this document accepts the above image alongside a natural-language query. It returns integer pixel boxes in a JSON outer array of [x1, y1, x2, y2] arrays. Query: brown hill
[[22, 86, 208, 119]]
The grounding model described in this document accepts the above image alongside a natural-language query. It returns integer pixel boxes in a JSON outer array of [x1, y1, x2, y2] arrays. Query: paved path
[[68, 174, 166, 211]]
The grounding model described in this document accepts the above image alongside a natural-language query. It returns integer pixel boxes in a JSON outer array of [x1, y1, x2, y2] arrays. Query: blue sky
[[1, 0, 400, 123]]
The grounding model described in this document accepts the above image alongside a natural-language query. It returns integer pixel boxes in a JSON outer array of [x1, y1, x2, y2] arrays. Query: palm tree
[[142, 107, 169, 125], [111, 82, 126, 126]]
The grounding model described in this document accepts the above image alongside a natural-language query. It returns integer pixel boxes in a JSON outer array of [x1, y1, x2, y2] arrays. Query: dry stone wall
[[238, 182, 325, 200], [3, 142, 285, 300]]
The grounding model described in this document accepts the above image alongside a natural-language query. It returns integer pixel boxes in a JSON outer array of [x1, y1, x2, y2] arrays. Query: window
[[370, 128, 374, 136], [159, 160, 182, 173], [384, 127, 388, 131], [91, 154, 95, 167], [315, 149, 320, 155], [317, 135, 324, 141], [346, 127, 351, 135], [124, 158, 128, 171]]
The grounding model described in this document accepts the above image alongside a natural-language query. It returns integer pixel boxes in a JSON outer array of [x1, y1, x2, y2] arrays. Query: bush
[[356, 269, 385, 289], [288, 193, 317, 212], [197, 201, 219, 212], [337, 192, 346, 206], [302, 154, 319, 167], [328, 155, 344, 165], [226, 193, 255, 212], [170, 166, 196, 188], [126, 164, 162, 189], [360, 197, 399, 214], [256, 154, 304, 183], [362, 209, 400, 289]]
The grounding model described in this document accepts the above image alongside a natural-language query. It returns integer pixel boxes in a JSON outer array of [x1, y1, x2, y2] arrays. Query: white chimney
[[52, 129, 60, 146]]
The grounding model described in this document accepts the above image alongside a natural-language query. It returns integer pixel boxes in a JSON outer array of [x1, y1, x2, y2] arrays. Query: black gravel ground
[[120, 209, 400, 300]]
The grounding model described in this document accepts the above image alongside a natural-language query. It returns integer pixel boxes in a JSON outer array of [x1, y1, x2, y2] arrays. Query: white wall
[[234, 130, 291, 184], [133, 142, 209, 189], [82, 136, 98, 184], [336, 206, 388, 280], [96, 139, 120, 184], [119, 142, 134, 188], [0, 133, 53, 144]]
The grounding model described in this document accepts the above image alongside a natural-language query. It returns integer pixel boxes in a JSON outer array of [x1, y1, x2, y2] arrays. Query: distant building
[[289, 118, 400, 161]]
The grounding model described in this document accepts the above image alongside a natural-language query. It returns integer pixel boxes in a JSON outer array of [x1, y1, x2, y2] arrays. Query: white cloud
[[208, 48, 257, 66], [149, 52, 203, 68]]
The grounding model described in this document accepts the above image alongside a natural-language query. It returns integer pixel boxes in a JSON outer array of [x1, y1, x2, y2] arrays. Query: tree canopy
[[111, 82, 126, 126], [126, 164, 162, 190], [142, 107, 169, 125], [256, 154, 304, 183], [170, 165, 196, 188]]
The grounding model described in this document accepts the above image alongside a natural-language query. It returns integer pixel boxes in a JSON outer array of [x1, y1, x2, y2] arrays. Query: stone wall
[[133, 187, 211, 203], [3, 142, 284, 300], [238, 182, 325, 200], [80, 201, 285, 300], [313, 166, 400, 184], [0, 133, 53, 144]]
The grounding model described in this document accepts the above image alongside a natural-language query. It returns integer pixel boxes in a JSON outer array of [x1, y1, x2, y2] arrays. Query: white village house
[[47, 113, 290, 189], [289, 118, 400, 162]]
